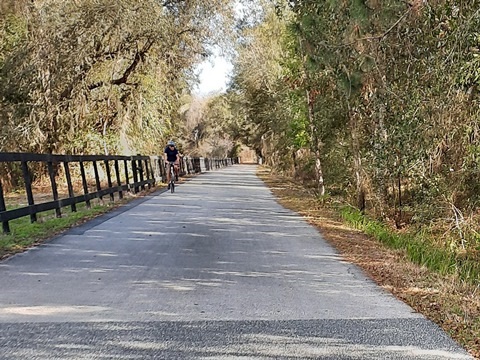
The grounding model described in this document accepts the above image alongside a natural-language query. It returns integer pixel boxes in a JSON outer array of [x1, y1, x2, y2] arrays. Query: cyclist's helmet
[[167, 140, 175, 146]]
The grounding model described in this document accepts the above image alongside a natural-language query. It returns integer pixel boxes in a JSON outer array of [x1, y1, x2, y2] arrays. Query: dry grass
[[258, 167, 480, 359]]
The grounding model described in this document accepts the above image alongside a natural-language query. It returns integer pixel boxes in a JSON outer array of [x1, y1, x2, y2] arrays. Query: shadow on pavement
[[0, 319, 471, 360]]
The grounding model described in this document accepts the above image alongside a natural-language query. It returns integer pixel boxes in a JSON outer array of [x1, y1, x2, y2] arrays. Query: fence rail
[[0, 152, 238, 234]]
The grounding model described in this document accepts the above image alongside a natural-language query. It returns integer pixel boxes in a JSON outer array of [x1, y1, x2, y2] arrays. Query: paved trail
[[0, 165, 473, 359]]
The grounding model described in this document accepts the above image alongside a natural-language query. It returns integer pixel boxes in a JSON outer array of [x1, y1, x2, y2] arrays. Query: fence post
[[132, 157, 139, 193], [145, 158, 153, 188], [142, 159, 151, 190], [137, 158, 145, 190], [92, 161, 103, 200], [114, 160, 123, 199], [0, 180, 10, 233], [180, 157, 186, 176], [104, 160, 114, 202], [21, 160, 37, 223], [63, 161, 77, 212], [47, 161, 61, 218], [124, 159, 130, 192], [159, 158, 165, 183], [79, 161, 91, 209]]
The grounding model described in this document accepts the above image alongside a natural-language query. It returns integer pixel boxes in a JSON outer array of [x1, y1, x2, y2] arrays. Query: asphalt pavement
[[0, 164, 473, 359]]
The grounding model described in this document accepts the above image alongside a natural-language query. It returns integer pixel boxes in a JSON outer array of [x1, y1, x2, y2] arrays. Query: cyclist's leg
[[174, 162, 179, 181], [168, 162, 175, 181], [166, 162, 171, 186]]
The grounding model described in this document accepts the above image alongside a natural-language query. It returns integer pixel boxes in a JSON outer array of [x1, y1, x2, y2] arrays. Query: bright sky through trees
[[194, 55, 233, 96], [192, 0, 251, 96]]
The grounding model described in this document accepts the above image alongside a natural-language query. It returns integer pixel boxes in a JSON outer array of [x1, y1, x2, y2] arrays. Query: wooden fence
[[0, 152, 238, 233]]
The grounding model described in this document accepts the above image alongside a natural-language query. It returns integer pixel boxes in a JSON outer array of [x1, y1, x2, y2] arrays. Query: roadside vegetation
[[0, 192, 148, 260], [341, 207, 480, 285], [226, 0, 480, 281], [0, 0, 237, 160]]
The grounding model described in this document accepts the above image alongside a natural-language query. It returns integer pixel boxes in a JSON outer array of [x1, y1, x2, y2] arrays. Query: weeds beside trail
[[258, 168, 480, 359], [0, 186, 161, 260]]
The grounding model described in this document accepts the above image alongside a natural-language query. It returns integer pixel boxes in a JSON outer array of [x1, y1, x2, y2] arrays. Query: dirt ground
[[259, 168, 480, 359]]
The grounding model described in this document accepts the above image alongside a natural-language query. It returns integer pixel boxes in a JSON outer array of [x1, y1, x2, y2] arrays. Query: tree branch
[[87, 38, 155, 90], [344, 8, 412, 46], [112, 39, 155, 85]]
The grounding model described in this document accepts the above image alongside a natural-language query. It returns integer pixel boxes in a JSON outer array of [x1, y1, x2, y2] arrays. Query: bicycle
[[166, 161, 175, 193]]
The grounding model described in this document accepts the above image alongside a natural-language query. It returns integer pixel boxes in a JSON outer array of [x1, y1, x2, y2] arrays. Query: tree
[[0, 0, 235, 155], [230, 1, 301, 173]]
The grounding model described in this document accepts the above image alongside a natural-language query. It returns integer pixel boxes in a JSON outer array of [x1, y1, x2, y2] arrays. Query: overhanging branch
[[87, 38, 155, 90]]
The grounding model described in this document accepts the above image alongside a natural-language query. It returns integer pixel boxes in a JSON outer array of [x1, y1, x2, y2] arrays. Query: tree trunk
[[354, 156, 366, 212], [306, 89, 325, 195], [350, 106, 366, 212]]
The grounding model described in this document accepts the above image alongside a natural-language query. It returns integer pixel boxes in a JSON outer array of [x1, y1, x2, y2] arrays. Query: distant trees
[[229, 3, 298, 173]]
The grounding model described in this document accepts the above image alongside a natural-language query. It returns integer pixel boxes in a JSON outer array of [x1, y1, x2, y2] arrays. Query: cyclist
[[164, 140, 179, 189]]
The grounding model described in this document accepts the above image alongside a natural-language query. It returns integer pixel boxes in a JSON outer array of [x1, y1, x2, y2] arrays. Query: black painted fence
[[0, 152, 238, 233]]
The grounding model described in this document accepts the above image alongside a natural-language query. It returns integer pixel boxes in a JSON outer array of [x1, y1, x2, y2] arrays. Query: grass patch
[[340, 206, 480, 284], [0, 197, 137, 259]]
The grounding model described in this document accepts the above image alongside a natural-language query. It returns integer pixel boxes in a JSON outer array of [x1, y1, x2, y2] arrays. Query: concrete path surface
[[0, 165, 473, 359]]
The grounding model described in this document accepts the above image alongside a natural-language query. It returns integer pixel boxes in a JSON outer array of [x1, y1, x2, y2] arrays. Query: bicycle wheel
[[170, 180, 175, 193]]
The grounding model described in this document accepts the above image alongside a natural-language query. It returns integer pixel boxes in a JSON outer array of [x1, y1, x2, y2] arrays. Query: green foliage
[[0, 0, 235, 156], [0, 202, 115, 258], [288, 117, 309, 149], [70, 129, 120, 155], [0, 14, 26, 66], [341, 206, 480, 283], [349, 0, 369, 23], [229, 2, 298, 167], [459, 36, 480, 87], [228, 143, 242, 158], [225, 0, 480, 281]]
